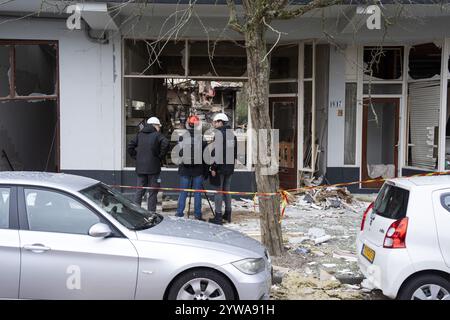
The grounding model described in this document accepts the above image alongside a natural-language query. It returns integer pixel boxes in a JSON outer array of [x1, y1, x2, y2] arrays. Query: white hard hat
[[147, 117, 162, 126], [213, 113, 229, 122]]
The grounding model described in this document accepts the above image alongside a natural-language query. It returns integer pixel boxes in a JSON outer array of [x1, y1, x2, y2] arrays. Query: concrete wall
[[0, 17, 122, 172]]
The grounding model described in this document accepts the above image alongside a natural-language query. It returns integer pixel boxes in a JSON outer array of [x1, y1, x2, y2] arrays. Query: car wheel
[[398, 274, 450, 300], [168, 269, 236, 300]]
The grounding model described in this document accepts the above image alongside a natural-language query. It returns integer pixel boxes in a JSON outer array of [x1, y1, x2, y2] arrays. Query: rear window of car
[[373, 183, 409, 220]]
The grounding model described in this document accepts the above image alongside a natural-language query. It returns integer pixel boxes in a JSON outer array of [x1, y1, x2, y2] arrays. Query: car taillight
[[383, 217, 408, 249], [361, 202, 374, 231]]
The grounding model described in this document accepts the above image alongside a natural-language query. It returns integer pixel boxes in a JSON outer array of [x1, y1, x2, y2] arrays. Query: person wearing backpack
[[175, 115, 207, 220], [127, 117, 169, 213]]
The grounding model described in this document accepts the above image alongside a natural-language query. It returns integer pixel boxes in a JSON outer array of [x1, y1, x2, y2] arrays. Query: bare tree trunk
[[245, 23, 283, 256]]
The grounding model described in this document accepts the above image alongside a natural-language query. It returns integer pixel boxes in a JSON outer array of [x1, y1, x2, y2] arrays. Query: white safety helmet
[[213, 113, 229, 122], [147, 117, 162, 126]]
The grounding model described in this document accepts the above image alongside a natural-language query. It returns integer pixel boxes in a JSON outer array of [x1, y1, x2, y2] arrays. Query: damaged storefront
[[0, 40, 59, 173], [123, 39, 329, 190], [333, 40, 450, 191], [2, 2, 450, 193]]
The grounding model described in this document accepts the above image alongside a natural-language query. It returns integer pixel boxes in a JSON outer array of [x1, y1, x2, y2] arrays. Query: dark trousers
[[134, 174, 160, 213], [214, 174, 232, 217]]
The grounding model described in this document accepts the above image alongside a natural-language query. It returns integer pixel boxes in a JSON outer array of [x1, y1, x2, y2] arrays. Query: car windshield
[[80, 183, 163, 230]]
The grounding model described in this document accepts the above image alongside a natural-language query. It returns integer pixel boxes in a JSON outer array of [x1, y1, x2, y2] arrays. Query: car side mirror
[[88, 223, 113, 238]]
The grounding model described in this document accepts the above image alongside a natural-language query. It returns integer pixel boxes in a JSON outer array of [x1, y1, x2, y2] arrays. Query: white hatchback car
[[357, 175, 450, 300]]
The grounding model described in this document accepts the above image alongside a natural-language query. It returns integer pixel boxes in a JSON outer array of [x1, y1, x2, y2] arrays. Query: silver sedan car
[[0, 172, 271, 300]]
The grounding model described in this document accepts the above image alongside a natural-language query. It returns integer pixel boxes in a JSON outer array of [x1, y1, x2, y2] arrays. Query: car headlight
[[232, 258, 266, 275]]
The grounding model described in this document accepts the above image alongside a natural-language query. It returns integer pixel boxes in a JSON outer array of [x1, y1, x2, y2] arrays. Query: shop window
[[0, 43, 56, 99], [344, 83, 357, 165], [124, 78, 248, 169], [364, 47, 403, 80], [363, 83, 402, 95], [124, 39, 186, 76], [0, 41, 59, 172], [269, 82, 298, 94], [270, 44, 298, 79], [188, 41, 246, 77], [409, 43, 442, 80], [303, 81, 313, 168], [15, 44, 57, 96], [304, 44, 313, 79], [124, 39, 249, 169]]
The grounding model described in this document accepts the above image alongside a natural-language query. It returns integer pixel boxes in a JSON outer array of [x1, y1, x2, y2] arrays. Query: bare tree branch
[[226, 0, 245, 33], [261, 17, 287, 63], [270, 0, 343, 20]]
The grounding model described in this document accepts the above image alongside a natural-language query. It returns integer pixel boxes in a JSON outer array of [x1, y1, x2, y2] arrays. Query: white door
[[18, 187, 139, 299], [432, 190, 450, 267], [0, 186, 20, 299]]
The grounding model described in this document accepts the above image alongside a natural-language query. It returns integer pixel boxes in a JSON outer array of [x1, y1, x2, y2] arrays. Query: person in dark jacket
[[209, 113, 238, 225], [176, 115, 207, 220], [127, 117, 169, 213]]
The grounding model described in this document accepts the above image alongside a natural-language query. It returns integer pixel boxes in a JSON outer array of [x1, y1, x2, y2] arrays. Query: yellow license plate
[[361, 244, 376, 264]]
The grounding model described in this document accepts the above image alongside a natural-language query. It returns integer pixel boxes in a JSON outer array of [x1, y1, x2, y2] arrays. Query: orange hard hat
[[187, 115, 200, 126]]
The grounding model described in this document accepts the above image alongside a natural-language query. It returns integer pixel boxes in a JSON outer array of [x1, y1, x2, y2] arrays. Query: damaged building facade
[[2, 1, 450, 192]]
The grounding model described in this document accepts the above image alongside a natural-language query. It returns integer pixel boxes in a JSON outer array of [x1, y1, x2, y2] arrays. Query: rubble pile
[[292, 187, 364, 212], [157, 188, 384, 300], [271, 270, 364, 300]]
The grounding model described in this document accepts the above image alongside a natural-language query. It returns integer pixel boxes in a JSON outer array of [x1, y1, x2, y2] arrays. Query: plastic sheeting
[[367, 164, 395, 179]]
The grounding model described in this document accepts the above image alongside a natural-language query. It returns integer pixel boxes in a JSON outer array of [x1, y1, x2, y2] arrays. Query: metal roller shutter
[[408, 80, 440, 169]]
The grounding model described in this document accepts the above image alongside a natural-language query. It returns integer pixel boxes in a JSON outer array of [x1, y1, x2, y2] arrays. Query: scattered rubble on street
[[158, 187, 386, 300], [223, 188, 384, 300]]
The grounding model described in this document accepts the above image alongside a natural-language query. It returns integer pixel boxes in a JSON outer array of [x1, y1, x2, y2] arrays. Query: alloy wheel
[[176, 278, 226, 300]]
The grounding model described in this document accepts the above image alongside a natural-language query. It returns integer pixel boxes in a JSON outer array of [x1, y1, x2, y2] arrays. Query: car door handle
[[23, 244, 51, 253]]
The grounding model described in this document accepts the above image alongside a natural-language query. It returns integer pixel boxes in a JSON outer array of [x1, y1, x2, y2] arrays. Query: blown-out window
[[0, 42, 57, 100], [123, 39, 249, 169], [363, 47, 403, 80], [0, 40, 59, 172]]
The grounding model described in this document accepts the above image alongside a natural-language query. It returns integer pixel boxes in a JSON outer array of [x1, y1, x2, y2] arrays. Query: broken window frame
[[405, 41, 450, 172], [123, 39, 248, 81], [300, 42, 316, 173], [122, 38, 251, 170], [408, 42, 442, 81], [363, 46, 403, 82], [0, 39, 60, 172], [0, 40, 58, 102]]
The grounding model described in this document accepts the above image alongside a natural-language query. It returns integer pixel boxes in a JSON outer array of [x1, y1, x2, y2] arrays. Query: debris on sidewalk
[[294, 247, 310, 255], [314, 235, 332, 245], [159, 191, 384, 300], [290, 187, 365, 212], [271, 271, 363, 300]]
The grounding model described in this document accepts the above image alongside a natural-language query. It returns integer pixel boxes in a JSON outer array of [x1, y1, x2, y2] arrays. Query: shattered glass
[[15, 44, 57, 96]]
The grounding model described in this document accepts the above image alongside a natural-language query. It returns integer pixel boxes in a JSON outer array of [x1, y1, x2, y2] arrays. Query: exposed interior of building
[[0, 42, 58, 172]]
